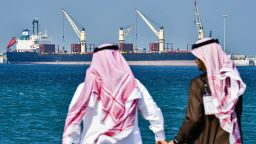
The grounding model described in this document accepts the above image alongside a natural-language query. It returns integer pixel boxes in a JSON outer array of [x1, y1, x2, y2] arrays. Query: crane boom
[[62, 9, 86, 53], [123, 24, 134, 38], [62, 9, 81, 38], [62, 9, 80, 38], [135, 9, 165, 52], [194, 0, 204, 39], [119, 24, 134, 43], [136, 10, 159, 37]]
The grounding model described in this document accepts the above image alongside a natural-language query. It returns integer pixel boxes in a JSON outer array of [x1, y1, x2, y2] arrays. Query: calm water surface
[[0, 64, 255, 143]]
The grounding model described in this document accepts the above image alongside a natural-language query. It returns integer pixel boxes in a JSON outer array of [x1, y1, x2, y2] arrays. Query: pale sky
[[0, 0, 255, 55]]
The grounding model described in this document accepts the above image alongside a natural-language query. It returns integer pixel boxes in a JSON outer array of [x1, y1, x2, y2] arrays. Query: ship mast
[[194, 0, 204, 40]]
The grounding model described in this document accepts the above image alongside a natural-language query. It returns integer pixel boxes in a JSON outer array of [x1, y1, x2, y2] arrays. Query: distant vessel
[[6, 24, 195, 65], [6, 15, 196, 65], [6, 51, 195, 65], [0, 53, 7, 64], [6, 36, 195, 65], [232, 55, 255, 66]]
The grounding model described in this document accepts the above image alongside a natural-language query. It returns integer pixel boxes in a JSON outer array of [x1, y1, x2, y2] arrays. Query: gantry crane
[[194, 0, 204, 40], [62, 9, 86, 53], [118, 24, 134, 44], [135, 9, 165, 52]]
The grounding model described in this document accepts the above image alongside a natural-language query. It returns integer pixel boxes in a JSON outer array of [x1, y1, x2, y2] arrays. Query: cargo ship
[[6, 35, 196, 65], [6, 30, 195, 65], [6, 12, 196, 66], [6, 7, 198, 66], [6, 33, 196, 65], [6, 50, 195, 65]]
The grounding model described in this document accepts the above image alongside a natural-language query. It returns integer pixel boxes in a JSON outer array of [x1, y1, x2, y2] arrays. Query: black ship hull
[[6, 52, 196, 66]]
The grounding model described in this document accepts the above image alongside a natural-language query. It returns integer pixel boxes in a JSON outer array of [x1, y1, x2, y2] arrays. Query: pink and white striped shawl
[[62, 44, 138, 144], [191, 38, 246, 144]]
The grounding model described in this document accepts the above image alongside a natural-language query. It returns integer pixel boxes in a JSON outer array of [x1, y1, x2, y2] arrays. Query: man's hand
[[156, 140, 167, 144], [168, 140, 174, 144]]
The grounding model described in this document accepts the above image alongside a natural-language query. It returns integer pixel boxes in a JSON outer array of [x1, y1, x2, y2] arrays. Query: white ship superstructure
[[16, 29, 38, 52], [16, 30, 51, 52], [7, 18, 52, 53]]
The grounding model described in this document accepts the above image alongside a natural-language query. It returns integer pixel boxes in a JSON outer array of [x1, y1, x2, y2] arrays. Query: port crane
[[62, 9, 86, 53], [135, 9, 165, 52], [118, 24, 134, 44], [194, 0, 204, 40]]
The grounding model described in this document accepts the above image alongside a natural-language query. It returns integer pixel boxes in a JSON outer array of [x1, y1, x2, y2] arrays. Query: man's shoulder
[[190, 75, 204, 89], [191, 75, 202, 84]]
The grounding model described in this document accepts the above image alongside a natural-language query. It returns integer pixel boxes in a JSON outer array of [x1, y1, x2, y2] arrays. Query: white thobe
[[65, 79, 165, 144]]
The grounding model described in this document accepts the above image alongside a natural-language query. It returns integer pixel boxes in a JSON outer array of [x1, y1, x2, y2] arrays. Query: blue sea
[[0, 64, 255, 143]]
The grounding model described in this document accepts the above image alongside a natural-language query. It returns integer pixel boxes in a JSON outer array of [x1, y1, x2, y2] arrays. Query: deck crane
[[194, 0, 204, 40], [118, 24, 134, 44], [135, 9, 165, 52], [62, 9, 86, 53]]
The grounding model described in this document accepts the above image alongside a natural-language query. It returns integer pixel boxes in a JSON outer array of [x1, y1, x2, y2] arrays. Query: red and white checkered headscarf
[[62, 44, 138, 143], [191, 38, 246, 144]]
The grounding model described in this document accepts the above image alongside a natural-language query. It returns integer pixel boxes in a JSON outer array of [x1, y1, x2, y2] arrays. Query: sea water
[[0, 64, 255, 143]]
